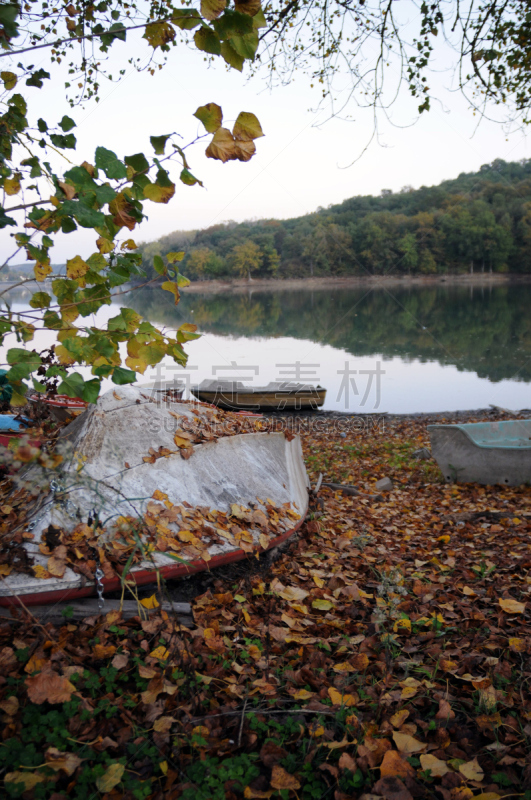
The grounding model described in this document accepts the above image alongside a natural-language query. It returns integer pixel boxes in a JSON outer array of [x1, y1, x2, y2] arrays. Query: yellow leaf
[[437, 535, 450, 543], [44, 747, 82, 775], [5, 772, 46, 791], [312, 599, 334, 611], [1, 71, 17, 90], [149, 646, 169, 661], [333, 662, 356, 673], [380, 750, 415, 778], [54, 344, 76, 366], [509, 637, 526, 652], [328, 687, 357, 707], [34, 260, 52, 281], [233, 111, 264, 142], [66, 255, 89, 281], [274, 584, 309, 603], [293, 688, 314, 700], [159, 761, 168, 775], [390, 709, 410, 728], [32, 564, 52, 580], [419, 754, 449, 777], [4, 175, 21, 195], [143, 20, 176, 47], [201, 0, 227, 21], [392, 732, 427, 754], [0, 564, 12, 576], [143, 182, 175, 204], [95, 762, 125, 792], [499, 597, 526, 614], [270, 765, 301, 791], [463, 586, 477, 596], [400, 686, 418, 699], [472, 794, 500, 800], [393, 618, 412, 633], [153, 716, 175, 733], [161, 280, 180, 305], [0, 696, 18, 715], [459, 758, 484, 782], [140, 594, 160, 609], [96, 237, 114, 254]]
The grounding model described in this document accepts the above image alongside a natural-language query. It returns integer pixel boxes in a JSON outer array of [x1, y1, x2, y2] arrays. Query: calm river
[[3, 282, 531, 413]]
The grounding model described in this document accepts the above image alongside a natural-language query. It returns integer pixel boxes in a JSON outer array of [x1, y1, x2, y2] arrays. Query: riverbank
[[181, 271, 531, 294], [1, 406, 530, 799]]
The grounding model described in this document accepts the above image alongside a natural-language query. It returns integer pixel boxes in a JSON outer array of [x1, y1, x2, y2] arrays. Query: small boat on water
[[0, 387, 309, 607], [428, 418, 531, 486], [191, 380, 326, 411]]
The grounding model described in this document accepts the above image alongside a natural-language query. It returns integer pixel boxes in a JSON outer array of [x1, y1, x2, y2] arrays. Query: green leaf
[[6, 349, 42, 382], [57, 372, 85, 398], [50, 133, 76, 149], [112, 367, 137, 385], [229, 29, 258, 59], [59, 115, 76, 132], [20, 156, 42, 178], [0, 71, 16, 90], [0, 207, 16, 229], [220, 40, 244, 71], [213, 9, 253, 38], [150, 134, 171, 155], [194, 26, 221, 55], [194, 102, 223, 133], [153, 255, 166, 275], [37, 118, 48, 133], [176, 272, 191, 287], [29, 292, 51, 309], [81, 379, 101, 404], [172, 9, 202, 30], [95, 146, 127, 180], [61, 200, 105, 228], [180, 168, 203, 187], [166, 251, 185, 263], [25, 68, 50, 88], [0, 5, 20, 40], [124, 153, 150, 174]]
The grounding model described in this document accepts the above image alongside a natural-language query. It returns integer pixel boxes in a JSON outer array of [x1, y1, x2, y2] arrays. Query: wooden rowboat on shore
[[191, 380, 326, 411], [0, 387, 309, 608]]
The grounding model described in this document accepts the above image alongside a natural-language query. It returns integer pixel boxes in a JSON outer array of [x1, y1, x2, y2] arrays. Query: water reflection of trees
[[126, 285, 531, 383]]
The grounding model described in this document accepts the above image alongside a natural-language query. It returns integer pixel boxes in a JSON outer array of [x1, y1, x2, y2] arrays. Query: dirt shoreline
[[181, 271, 531, 294]]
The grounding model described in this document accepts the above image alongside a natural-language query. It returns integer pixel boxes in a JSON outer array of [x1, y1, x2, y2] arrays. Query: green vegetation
[[139, 159, 531, 281]]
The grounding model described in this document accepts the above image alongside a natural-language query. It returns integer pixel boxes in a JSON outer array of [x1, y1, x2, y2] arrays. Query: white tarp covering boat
[[0, 387, 309, 606]]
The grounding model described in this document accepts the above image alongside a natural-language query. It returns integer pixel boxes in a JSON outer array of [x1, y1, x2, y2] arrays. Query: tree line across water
[[127, 283, 531, 384], [139, 158, 531, 281]]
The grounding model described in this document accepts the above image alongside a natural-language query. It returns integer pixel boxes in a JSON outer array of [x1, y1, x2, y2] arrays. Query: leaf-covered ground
[[0, 409, 530, 800]]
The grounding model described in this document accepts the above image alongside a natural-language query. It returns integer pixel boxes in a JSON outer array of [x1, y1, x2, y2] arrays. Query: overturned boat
[[0, 387, 309, 607], [191, 379, 326, 411], [428, 418, 531, 486]]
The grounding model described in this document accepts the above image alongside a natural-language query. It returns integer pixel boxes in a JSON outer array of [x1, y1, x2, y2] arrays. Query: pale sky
[[2, 11, 529, 264]]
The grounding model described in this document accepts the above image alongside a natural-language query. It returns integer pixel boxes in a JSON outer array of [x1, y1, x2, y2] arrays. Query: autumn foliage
[[0, 409, 530, 799]]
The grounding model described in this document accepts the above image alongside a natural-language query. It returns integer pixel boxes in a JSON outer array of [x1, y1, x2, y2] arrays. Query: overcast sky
[[2, 10, 530, 264]]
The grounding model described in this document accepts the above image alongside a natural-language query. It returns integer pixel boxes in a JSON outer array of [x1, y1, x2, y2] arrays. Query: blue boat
[[428, 419, 531, 486]]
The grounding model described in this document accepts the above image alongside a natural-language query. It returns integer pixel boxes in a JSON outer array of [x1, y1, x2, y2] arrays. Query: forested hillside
[[139, 159, 531, 281]]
